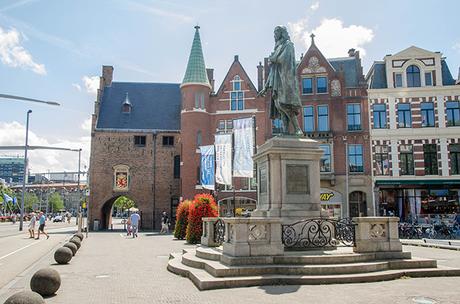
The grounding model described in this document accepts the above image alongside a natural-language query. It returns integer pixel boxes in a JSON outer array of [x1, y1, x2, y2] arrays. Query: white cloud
[[288, 18, 374, 58], [0, 121, 90, 173], [72, 83, 81, 91], [81, 117, 92, 132], [310, 1, 320, 11], [82, 76, 99, 95], [0, 26, 46, 75], [453, 42, 460, 53]]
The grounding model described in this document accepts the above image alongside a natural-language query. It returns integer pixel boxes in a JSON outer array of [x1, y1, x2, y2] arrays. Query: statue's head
[[274, 25, 290, 42]]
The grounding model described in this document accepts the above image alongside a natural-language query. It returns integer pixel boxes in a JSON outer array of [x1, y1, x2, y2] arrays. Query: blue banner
[[200, 145, 215, 190]]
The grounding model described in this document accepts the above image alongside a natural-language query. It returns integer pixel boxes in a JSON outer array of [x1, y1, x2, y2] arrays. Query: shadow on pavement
[[259, 285, 301, 295]]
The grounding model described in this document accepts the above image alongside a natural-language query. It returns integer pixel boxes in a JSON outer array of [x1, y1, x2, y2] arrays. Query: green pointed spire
[[181, 26, 210, 88]]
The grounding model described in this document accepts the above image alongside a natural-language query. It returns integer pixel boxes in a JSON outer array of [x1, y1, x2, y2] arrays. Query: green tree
[[48, 192, 64, 212], [113, 196, 135, 215], [14, 192, 38, 212]]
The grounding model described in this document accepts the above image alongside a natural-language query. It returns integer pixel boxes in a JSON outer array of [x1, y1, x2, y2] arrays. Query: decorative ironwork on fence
[[282, 218, 356, 248], [213, 218, 225, 245]]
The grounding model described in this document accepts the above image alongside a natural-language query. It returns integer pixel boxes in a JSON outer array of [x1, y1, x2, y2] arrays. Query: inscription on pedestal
[[259, 167, 267, 194], [286, 165, 309, 194]]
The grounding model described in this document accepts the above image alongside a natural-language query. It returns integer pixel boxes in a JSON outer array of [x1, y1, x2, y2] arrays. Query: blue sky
[[1, 0, 459, 173]]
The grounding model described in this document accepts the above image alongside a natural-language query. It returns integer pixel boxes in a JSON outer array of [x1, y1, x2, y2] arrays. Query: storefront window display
[[378, 188, 460, 223]]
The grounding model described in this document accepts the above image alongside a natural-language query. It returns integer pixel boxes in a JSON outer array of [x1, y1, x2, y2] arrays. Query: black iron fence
[[213, 218, 225, 244], [282, 218, 356, 249]]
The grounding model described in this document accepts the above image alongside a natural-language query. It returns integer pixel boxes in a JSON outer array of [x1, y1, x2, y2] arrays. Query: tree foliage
[[174, 200, 192, 240], [186, 194, 218, 244], [113, 196, 135, 211], [49, 192, 64, 212], [13, 192, 38, 212]]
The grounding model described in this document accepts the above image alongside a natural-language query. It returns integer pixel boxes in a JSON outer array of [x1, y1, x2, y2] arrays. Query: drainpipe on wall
[[152, 132, 157, 230]]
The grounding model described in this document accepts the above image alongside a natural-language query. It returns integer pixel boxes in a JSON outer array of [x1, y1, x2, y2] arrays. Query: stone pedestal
[[353, 217, 402, 253], [222, 217, 283, 257], [201, 217, 220, 247], [252, 136, 323, 223]]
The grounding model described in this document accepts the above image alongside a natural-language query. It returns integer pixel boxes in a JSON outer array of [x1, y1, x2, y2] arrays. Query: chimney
[[102, 65, 113, 87], [348, 48, 356, 57], [206, 68, 215, 93], [264, 57, 269, 84], [257, 62, 264, 91], [234, 55, 239, 62]]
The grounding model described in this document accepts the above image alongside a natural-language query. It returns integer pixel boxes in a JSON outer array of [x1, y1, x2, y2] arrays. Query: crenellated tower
[[180, 26, 212, 200]]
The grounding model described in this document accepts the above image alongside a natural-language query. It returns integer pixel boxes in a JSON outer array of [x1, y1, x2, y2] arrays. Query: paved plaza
[[1, 228, 460, 304]]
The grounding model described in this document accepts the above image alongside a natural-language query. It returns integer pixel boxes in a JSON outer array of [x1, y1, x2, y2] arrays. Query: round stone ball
[[74, 232, 84, 241], [4, 291, 45, 304], [54, 247, 72, 264], [63, 242, 78, 255], [69, 236, 81, 249], [30, 268, 61, 297]]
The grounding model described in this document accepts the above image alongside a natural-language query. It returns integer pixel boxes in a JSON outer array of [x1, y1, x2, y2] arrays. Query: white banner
[[215, 134, 232, 185], [200, 145, 215, 190], [233, 118, 254, 177]]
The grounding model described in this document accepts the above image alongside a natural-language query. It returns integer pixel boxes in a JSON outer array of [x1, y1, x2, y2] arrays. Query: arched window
[[196, 131, 202, 148], [406, 65, 421, 87]]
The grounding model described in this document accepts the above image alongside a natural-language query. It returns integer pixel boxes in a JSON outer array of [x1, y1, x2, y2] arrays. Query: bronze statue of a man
[[259, 25, 303, 136]]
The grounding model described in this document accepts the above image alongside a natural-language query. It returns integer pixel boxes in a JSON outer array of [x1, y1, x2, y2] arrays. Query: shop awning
[[375, 179, 460, 186]]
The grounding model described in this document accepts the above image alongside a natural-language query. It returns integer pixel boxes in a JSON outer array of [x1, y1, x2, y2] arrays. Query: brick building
[[180, 26, 268, 215], [294, 35, 373, 218], [88, 69, 181, 230], [89, 26, 380, 230], [366, 46, 460, 223]]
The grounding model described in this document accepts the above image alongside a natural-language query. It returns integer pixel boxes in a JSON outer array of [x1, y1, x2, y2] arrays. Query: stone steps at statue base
[[195, 245, 412, 266], [181, 249, 436, 277], [168, 252, 460, 290]]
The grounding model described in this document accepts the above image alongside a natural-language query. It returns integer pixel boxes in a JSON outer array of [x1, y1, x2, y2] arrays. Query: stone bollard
[[69, 236, 81, 249], [30, 268, 61, 297], [74, 232, 84, 241], [63, 242, 78, 256], [4, 291, 45, 304], [54, 247, 73, 264]]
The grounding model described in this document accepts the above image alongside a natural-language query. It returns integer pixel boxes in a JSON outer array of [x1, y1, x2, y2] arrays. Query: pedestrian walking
[[160, 211, 170, 234], [28, 212, 37, 239], [126, 217, 132, 236], [130, 211, 140, 238], [35, 211, 49, 240]]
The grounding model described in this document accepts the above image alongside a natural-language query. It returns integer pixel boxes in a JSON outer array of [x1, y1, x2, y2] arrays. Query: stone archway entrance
[[100, 195, 137, 230], [349, 191, 367, 218]]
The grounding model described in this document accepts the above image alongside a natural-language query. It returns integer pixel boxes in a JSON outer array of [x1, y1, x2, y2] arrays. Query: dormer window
[[122, 92, 132, 113], [406, 65, 421, 87], [230, 75, 244, 111]]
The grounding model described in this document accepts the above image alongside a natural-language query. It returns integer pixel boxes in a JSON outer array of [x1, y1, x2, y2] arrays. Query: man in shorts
[[129, 211, 140, 238], [28, 212, 36, 239], [36, 211, 49, 240]]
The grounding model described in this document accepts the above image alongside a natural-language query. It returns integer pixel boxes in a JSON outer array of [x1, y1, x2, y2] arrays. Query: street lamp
[[19, 110, 32, 231]]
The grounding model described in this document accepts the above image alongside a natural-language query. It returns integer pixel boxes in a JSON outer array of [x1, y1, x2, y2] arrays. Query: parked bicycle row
[[398, 222, 460, 239]]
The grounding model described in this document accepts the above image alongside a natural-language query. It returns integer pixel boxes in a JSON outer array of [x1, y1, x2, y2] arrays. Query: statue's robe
[[266, 40, 302, 119]]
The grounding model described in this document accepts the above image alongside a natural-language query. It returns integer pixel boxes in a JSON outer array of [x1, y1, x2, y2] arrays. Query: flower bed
[[173, 200, 192, 240], [186, 194, 218, 244]]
